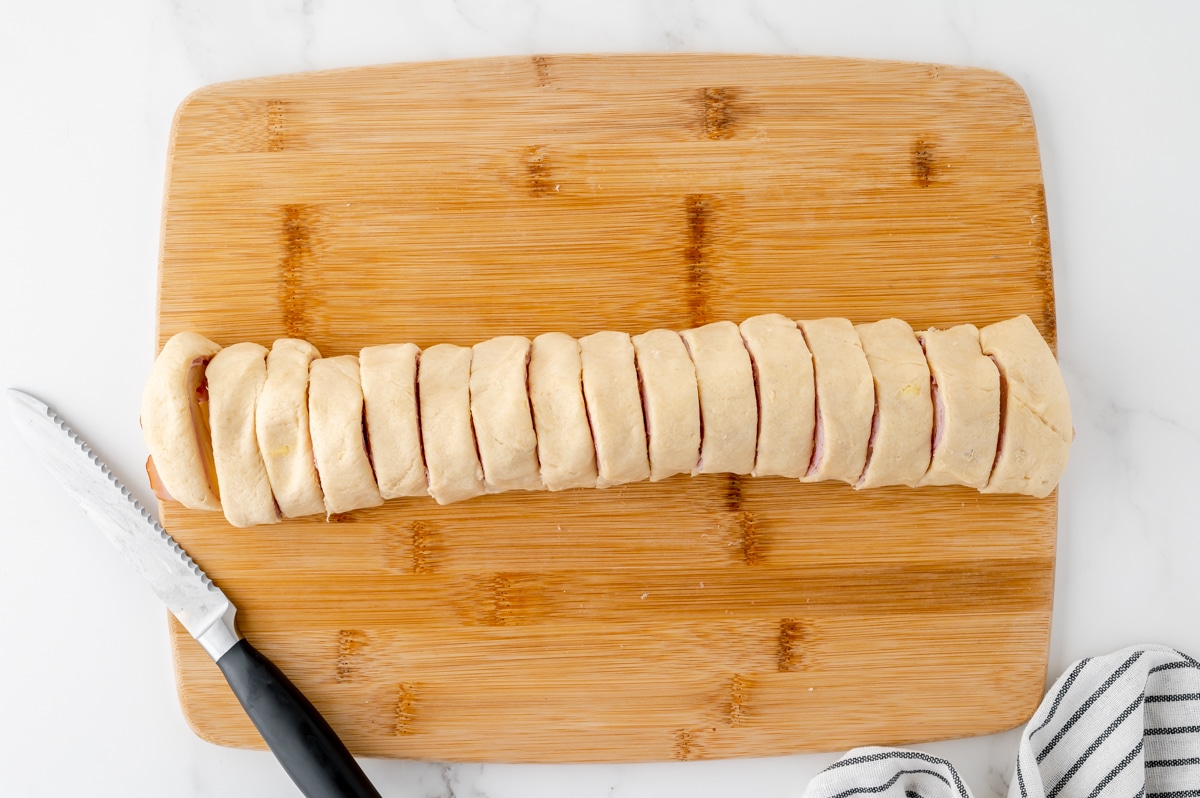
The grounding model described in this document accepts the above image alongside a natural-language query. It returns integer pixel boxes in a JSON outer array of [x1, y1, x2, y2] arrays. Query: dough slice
[[206, 342, 279, 527], [739, 314, 814, 479], [470, 336, 543, 493], [855, 319, 933, 488], [309, 355, 383, 515], [579, 331, 650, 488], [631, 329, 700, 481], [980, 315, 1072, 498], [798, 318, 874, 484], [141, 331, 222, 511], [360, 343, 428, 499], [917, 325, 1000, 489], [255, 338, 325, 517], [419, 343, 486, 504], [680, 321, 757, 476], [528, 333, 597, 491]]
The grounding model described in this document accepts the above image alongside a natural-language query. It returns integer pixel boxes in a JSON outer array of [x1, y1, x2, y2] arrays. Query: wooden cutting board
[[157, 54, 1057, 763]]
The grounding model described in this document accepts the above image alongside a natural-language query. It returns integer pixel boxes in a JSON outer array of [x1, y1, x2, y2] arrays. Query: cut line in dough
[[420, 343, 486, 504], [798, 318, 874, 485], [579, 331, 650, 488], [855, 319, 932, 489], [529, 332, 598, 491], [361, 343, 428, 499], [207, 342, 279, 527], [980, 314, 1072, 498], [470, 335, 544, 493], [631, 328, 700, 481], [680, 321, 757, 476], [917, 325, 1000, 489], [739, 314, 814, 479], [309, 355, 384, 515], [256, 338, 326, 517]]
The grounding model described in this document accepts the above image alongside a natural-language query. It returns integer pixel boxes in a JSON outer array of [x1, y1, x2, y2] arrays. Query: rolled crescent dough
[[256, 338, 326, 517], [528, 333, 597, 491], [631, 328, 700, 481], [799, 318, 874, 485], [980, 315, 1072, 498], [855, 319, 932, 489], [680, 321, 757, 476], [361, 343, 428, 499], [739, 314, 814, 479], [579, 331, 650, 488], [140, 314, 1072, 523], [207, 342, 279, 527], [917, 325, 1000, 489], [419, 344, 486, 504], [141, 331, 223, 511], [309, 355, 384, 515], [470, 336, 543, 493]]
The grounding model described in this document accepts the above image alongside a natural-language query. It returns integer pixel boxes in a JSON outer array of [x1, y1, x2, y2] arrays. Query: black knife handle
[[216, 638, 382, 798]]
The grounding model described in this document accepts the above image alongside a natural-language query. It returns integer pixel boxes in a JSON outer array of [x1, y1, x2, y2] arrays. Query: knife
[[7, 388, 382, 798]]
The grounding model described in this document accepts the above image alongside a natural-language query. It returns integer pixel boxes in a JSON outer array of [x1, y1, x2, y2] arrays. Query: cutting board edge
[[165, 51, 1032, 106]]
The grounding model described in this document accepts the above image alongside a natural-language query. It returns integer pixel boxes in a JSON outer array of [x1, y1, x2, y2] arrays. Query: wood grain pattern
[[157, 54, 1056, 763]]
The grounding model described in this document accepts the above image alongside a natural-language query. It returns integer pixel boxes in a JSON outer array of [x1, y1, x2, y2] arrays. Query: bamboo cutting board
[[157, 54, 1057, 763]]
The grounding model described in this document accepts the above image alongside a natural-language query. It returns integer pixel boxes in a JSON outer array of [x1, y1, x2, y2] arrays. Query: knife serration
[[6, 388, 238, 659]]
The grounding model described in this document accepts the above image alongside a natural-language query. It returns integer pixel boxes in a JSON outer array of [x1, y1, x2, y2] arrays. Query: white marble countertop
[[1, 2, 1198, 796]]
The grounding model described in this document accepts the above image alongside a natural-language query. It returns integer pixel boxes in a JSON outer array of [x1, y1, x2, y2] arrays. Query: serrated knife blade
[[6, 387, 238, 656], [7, 388, 380, 798]]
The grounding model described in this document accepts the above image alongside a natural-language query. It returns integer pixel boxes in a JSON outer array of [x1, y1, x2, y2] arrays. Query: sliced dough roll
[[141, 331, 223, 511], [739, 314, 814, 479], [855, 319, 932, 488], [207, 342, 279, 527], [680, 321, 757, 476], [799, 318, 874, 485], [579, 331, 650, 488], [528, 333, 597, 491], [419, 344, 486, 504], [470, 336, 543, 493], [917, 325, 1000, 489], [256, 338, 325, 517], [631, 329, 700, 481], [980, 315, 1072, 498], [308, 355, 383, 515], [360, 343, 428, 499]]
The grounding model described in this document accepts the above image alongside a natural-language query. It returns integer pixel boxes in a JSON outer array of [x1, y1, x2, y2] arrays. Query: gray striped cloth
[[801, 645, 1199, 798]]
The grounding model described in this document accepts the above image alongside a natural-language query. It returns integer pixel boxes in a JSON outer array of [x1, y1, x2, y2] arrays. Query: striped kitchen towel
[[803, 747, 974, 797], [1012, 644, 1199, 798], [802, 644, 1199, 798]]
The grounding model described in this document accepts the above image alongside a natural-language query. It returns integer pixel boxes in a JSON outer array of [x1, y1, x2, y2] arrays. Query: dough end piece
[[141, 331, 223, 512]]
